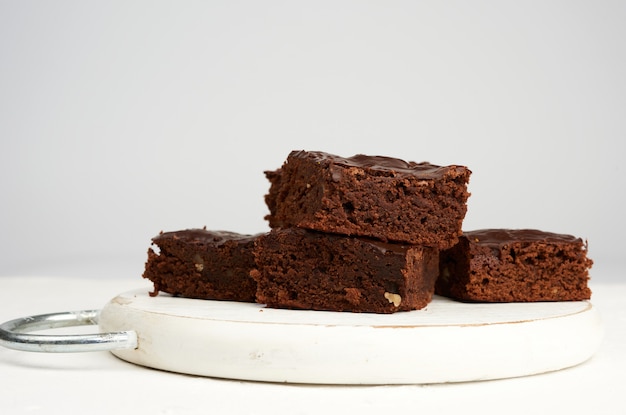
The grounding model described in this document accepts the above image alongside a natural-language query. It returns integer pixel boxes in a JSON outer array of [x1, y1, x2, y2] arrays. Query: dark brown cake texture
[[251, 227, 440, 314], [436, 229, 593, 302], [143, 228, 262, 302], [264, 150, 471, 249]]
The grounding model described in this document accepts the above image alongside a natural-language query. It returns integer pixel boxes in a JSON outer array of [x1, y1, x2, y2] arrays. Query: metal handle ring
[[0, 310, 137, 353]]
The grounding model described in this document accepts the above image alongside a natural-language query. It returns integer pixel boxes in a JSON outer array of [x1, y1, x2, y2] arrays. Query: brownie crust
[[251, 227, 440, 313], [436, 229, 593, 302], [143, 229, 261, 302], [264, 150, 471, 248]]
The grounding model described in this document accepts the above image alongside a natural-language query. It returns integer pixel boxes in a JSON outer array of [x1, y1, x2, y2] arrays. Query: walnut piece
[[192, 254, 204, 272], [384, 292, 402, 307]]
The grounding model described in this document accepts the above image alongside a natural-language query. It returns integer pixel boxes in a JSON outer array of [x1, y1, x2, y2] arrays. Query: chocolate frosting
[[153, 228, 261, 246], [289, 150, 469, 179], [464, 229, 583, 248], [281, 227, 415, 254]]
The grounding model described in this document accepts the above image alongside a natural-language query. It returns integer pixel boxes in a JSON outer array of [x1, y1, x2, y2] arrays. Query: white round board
[[98, 289, 603, 385]]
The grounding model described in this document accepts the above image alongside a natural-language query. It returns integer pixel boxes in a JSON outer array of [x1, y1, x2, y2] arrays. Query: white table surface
[[1, 268, 624, 415]]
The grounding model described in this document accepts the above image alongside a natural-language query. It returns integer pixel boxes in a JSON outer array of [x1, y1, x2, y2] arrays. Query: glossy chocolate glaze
[[282, 227, 414, 254], [464, 229, 583, 248], [358, 236, 420, 254], [153, 228, 261, 246], [289, 150, 469, 179]]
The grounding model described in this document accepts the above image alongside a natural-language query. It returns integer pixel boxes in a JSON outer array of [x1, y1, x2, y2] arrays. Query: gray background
[[1, 1, 624, 280]]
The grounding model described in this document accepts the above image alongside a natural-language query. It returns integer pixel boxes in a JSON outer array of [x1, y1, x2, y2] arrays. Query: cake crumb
[[344, 287, 362, 305]]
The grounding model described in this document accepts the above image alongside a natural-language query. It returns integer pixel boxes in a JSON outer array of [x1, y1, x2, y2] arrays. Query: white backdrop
[[1, 1, 624, 279]]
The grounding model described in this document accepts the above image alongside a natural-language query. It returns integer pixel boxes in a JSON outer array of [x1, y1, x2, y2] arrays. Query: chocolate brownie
[[436, 229, 593, 302], [264, 150, 471, 248], [251, 227, 440, 313], [143, 228, 262, 302]]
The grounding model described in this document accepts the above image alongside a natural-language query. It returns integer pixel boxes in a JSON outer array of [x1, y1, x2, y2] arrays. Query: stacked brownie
[[263, 151, 471, 248], [142, 149, 593, 312], [251, 150, 471, 313]]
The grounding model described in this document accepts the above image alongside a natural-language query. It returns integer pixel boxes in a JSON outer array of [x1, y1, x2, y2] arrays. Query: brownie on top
[[436, 229, 593, 302], [264, 150, 471, 248], [143, 228, 262, 302], [251, 227, 440, 314]]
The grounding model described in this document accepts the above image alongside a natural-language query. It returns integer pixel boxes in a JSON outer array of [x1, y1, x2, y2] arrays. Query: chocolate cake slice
[[264, 150, 471, 248], [143, 228, 262, 302], [251, 227, 440, 313], [436, 229, 593, 302]]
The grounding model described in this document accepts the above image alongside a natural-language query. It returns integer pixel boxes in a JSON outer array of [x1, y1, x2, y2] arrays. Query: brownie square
[[436, 229, 593, 302], [142, 228, 261, 302], [264, 150, 471, 248], [251, 227, 440, 313]]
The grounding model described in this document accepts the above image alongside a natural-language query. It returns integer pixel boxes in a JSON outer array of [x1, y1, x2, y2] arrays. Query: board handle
[[0, 310, 137, 353]]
